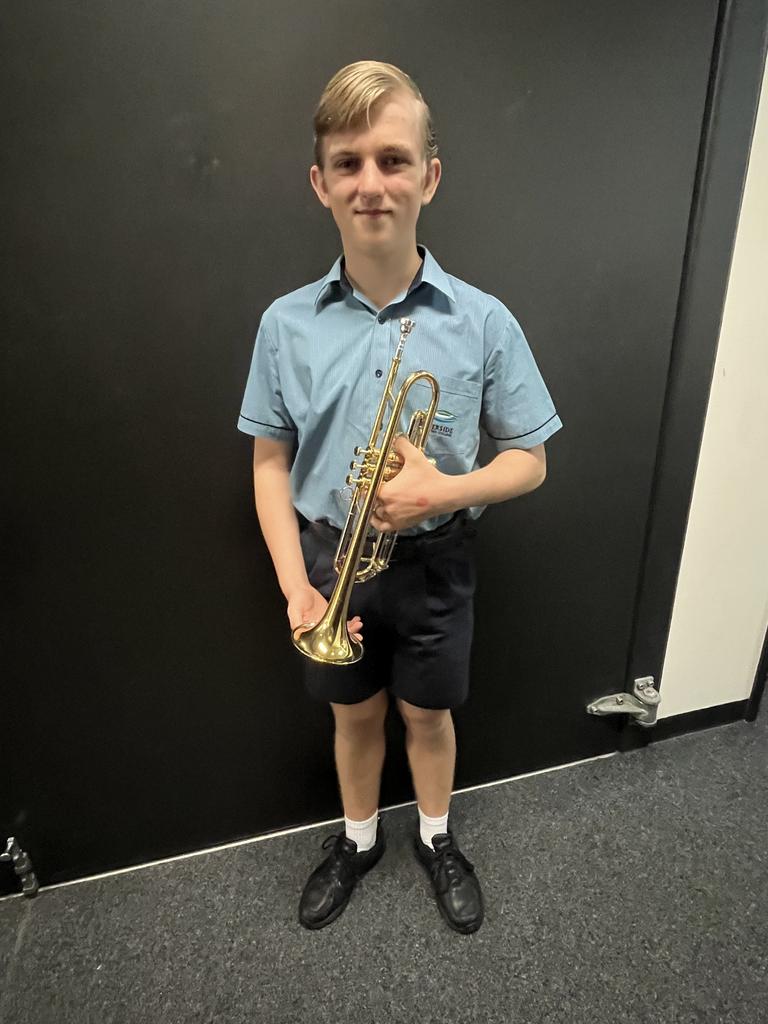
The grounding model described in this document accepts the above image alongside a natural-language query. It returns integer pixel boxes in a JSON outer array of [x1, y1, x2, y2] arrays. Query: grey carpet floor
[[1, 710, 766, 1024]]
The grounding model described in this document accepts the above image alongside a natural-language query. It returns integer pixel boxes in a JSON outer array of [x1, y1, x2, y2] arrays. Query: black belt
[[307, 509, 476, 559]]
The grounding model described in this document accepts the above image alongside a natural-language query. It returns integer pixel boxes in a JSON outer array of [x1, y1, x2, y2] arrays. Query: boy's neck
[[342, 240, 423, 313]]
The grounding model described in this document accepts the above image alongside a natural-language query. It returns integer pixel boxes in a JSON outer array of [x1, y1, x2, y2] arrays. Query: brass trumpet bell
[[292, 618, 362, 665]]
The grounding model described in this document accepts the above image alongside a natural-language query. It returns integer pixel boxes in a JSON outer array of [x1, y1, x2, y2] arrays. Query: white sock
[[418, 805, 449, 850], [344, 809, 379, 853]]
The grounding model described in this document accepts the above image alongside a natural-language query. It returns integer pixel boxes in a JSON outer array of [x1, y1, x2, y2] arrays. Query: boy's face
[[309, 91, 441, 255]]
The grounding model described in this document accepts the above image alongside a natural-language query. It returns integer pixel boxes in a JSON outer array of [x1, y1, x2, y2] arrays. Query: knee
[[396, 698, 451, 734], [332, 690, 388, 738]]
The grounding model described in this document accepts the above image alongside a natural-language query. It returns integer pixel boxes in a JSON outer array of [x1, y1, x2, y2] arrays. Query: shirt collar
[[313, 243, 456, 310]]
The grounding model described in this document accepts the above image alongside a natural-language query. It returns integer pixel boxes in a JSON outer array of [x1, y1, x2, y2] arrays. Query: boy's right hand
[[288, 584, 363, 642]]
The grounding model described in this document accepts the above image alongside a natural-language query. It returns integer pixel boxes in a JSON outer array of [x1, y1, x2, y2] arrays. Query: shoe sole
[[298, 831, 386, 930]]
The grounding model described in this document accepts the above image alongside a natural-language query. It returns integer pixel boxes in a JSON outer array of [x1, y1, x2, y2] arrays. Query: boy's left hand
[[368, 434, 453, 532]]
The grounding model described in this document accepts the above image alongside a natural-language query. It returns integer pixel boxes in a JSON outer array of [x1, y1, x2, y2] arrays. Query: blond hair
[[313, 60, 438, 169]]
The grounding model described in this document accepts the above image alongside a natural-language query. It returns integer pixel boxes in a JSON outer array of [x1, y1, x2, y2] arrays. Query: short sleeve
[[481, 312, 563, 451], [236, 316, 297, 440]]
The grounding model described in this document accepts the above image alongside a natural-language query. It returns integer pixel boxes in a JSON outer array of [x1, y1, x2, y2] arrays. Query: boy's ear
[[421, 157, 442, 207], [310, 165, 331, 209]]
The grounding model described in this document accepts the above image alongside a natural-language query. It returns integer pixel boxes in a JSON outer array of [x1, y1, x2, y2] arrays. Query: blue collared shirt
[[237, 243, 563, 536]]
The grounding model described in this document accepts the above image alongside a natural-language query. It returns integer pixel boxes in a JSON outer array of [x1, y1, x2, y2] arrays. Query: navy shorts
[[296, 511, 478, 710]]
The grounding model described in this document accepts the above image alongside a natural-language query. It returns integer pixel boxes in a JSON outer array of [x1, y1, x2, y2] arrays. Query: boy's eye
[[334, 156, 405, 169]]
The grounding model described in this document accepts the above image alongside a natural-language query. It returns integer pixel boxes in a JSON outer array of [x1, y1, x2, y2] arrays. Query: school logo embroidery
[[431, 408, 455, 437]]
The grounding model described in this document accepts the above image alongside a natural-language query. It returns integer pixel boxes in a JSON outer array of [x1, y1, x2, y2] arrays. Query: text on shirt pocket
[[411, 374, 481, 457]]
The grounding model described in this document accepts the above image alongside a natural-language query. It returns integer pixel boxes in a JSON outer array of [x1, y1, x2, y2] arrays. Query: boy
[[237, 60, 562, 934]]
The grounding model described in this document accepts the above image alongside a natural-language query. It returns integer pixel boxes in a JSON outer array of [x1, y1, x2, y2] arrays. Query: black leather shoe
[[298, 817, 386, 930], [414, 828, 484, 934]]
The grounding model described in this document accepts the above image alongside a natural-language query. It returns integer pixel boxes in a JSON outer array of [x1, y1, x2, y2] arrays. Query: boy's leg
[[298, 689, 389, 930], [396, 699, 455, 817], [295, 523, 392, 929], [385, 527, 484, 933], [331, 688, 389, 819]]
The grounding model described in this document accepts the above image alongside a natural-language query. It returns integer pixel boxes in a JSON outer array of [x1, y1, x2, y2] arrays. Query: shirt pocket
[[411, 374, 482, 458]]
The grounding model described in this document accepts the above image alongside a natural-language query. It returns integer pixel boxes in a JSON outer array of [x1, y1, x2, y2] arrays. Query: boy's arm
[[440, 443, 546, 511], [252, 437, 309, 600]]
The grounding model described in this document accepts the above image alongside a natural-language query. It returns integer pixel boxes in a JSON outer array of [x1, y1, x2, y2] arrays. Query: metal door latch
[[1, 837, 39, 898], [586, 676, 661, 728]]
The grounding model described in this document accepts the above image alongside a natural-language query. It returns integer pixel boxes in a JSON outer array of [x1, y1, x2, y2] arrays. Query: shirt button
[[375, 369, 383, 378], [377, 314, 385, 323]]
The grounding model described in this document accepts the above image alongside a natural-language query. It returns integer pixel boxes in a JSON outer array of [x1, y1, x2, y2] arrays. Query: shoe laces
[[321, 832, 348, 852], [429, 841, 475, 894], [319, 832, 360, 881]]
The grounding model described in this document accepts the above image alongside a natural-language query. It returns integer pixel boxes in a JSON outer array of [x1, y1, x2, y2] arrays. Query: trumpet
[[291, 316, 440, 665]]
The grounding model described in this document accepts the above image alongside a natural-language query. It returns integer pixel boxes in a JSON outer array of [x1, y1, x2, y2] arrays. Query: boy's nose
[[358, 160, 384, 194]]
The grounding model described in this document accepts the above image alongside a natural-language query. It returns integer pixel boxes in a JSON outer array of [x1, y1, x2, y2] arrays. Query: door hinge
[[586, 676, 661, 728], [1, 837, 39, 898]]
